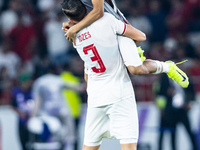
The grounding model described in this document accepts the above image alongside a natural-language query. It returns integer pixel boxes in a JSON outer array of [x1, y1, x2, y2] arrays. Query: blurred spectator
[[175, 32, 196, 59], [193, 43, 200, 60], [68, 54, 88, 104], [130, 0, 149, 15], [32, 55, 52, 79], [182, 0, 200, 26], [170, 44, 194, 74], [172, 46, 187, 62], [31, 65, 76, 149], [190, 44, 200, 98], [0, 39, 21, 79], [189, 6, 200, 32], [12, 73, 34, 150], [8, 11, 37, 62], [67, 54, 84, 78], [44, 10, 71, 65], [0, 0, 2, 10], [60, 63, 83, 150], [127, 5, 152, 50], [166, 0, 188, 37], [160, 0, 172, 14], [147, 0, 167, 43], [0, 66, 12, 105], [148, 42, 170, 61], [156, 73, 198, 150], [0, 0, 20, 35], [37, 0, 55, 13], [115, 0, 132, 17], [32, 9, 49, 58]]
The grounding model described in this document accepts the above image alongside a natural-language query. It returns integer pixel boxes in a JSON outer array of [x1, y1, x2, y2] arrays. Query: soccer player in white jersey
[[62, 0, 189, 89], [31, 65, 81, 149], [62, 0, 130, 42], [62, 0, 147, 69], [61, 0, 189, 150]]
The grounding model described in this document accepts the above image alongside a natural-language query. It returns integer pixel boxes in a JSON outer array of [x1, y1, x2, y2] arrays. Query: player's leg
[[179, 110, 198, 150], [107, 96, 139, 150], [127, 59, 169, 75], [118, 36, 169, 75], [83, 106, 110, 150], [58, 108, 76, 149], [171, 128, 176, 150], [82, 145, 100, 150], [118, 36, 143, 68], [117, 36, 189, 88], [127, 59, 189, 88], [121, 143, 137, 150]]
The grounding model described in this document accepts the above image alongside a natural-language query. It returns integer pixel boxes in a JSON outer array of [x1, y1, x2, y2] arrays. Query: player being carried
[[62, 0, 189, 89], [62, 0, 147, 62], [61, 0, 189, 150]]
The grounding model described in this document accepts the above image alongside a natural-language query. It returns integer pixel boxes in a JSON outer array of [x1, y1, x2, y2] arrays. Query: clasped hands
[[62, 21, 77, 44]]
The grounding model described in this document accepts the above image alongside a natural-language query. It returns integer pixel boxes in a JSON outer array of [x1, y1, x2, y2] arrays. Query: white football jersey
[[32, 74, 67, 115], [75, 13, 134, 107]]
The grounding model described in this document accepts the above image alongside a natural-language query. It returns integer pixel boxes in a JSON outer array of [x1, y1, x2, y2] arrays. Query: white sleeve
[[107, 13, 127, 35]]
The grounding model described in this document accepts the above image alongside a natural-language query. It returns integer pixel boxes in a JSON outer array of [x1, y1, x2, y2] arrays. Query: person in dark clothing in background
[[12, 74, 34, 150], [156, 73, 198, 150]]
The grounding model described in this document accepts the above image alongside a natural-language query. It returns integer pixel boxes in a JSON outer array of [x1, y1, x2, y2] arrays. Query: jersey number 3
[[83, 44, 106, 73]]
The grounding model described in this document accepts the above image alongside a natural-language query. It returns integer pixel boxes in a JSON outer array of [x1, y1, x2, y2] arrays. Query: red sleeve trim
[[121, 23, 127, 35]]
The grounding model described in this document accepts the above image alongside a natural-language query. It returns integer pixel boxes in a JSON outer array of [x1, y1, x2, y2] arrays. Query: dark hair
[[61, 0, 87, 21]]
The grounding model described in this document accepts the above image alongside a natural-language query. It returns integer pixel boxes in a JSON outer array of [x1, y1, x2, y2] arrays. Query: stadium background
[[0, 0, 200, 150]]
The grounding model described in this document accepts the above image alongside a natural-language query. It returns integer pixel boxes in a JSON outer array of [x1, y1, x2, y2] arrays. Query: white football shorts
[[83, 95, 139, 146]]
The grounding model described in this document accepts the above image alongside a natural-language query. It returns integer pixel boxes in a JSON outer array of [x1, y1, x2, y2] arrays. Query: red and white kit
[[74, 13, 140, 146], [80, 0, 143, 68]]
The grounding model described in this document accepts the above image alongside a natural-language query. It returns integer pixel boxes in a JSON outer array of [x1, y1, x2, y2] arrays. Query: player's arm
[[123, 24, 146, 44], [31, 81, 42, 117], [111, 14, 146, 44], [63, 0, 104, 43], [31, 98, 41, 117], [62, 84, 80, 91], [62, 81, 86, 93]]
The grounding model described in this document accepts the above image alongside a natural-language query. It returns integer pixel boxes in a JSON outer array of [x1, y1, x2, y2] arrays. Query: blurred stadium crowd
[[0, 0, 199, 104], [0, 0, 200, 150]]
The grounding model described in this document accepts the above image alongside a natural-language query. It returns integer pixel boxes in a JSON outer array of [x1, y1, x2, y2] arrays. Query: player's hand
[[62, 21, 71, 32], [62, 21, 77, 44], [65, 26, 77, 44]]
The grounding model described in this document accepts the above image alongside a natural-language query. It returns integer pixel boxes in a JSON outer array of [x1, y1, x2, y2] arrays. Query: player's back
[[33, 74, 66, 114], [75, 13, 134, 107]]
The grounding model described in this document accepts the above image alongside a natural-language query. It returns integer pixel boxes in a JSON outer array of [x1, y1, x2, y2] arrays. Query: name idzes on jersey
[[78, 32, 91, 42]]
